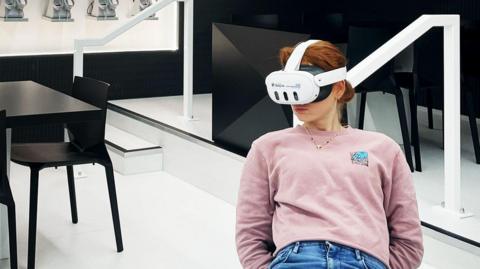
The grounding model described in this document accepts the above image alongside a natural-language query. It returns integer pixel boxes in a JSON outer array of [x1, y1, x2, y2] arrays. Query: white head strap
[[284, 40, 319, 72], [314, 67, 347, 86]]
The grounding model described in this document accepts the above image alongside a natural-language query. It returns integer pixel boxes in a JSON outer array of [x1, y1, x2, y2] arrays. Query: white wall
[[0, 1, 178, 56]]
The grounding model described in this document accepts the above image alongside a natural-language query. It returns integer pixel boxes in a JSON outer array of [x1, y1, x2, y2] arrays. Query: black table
[[0, 81, 102, 128], [0, 80, 103, 259]]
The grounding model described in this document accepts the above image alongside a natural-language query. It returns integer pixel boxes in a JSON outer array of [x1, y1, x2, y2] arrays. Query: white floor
[[0, 163, 240, 269], [110, 94, 213, 141], [1, 159, 478, 269]]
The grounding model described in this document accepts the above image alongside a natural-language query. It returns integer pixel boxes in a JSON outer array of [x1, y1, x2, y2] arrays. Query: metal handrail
[[295, 15, 464, 218], [349, 14, 463, 217], [73, 0, 195, 120]]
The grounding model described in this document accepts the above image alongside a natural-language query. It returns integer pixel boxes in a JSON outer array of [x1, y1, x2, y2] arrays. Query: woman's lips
[[293, 106, 308, 112]]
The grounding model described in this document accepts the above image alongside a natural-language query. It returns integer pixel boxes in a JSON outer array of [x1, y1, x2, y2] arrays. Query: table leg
[[0, 129, 12, 259]]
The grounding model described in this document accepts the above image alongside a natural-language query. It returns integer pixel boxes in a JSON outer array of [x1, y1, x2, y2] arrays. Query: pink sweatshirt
[[235, 124, 424, 269]]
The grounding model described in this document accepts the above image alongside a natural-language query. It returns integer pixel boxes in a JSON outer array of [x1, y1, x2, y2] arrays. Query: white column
[[0, 129, 12, 259], [73, 43, 84, 78], [442, 16, 462, 213], [183, 0, 194, 120]]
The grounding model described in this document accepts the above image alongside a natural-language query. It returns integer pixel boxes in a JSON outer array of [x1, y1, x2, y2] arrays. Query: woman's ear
[[333, 80, 346, 100]]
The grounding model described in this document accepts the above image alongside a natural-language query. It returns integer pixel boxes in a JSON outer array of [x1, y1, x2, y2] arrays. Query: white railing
[[293, 14, 466, 218], [349, 15, 466, 218], [73, 0, 195, 120]]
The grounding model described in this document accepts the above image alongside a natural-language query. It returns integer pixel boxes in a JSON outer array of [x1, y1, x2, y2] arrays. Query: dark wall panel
[[212, 24, 310, 155], [83, 51, 183, 100], [0, 52, 185, 142], [193, 0, 272, 92]]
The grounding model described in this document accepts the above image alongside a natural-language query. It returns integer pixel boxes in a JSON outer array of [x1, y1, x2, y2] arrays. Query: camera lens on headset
[[274, 91, 280, 100], [293, 92, 299, 101], [283, 92, 289, 101]]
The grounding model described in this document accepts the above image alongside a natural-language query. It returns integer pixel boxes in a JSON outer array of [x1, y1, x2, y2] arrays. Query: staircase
[[105, 124, 163, 175]]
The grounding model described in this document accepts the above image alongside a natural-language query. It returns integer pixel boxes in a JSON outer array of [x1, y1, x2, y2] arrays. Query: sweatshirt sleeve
[[384, 149, 424, 269], [235, 142, 275, 269]]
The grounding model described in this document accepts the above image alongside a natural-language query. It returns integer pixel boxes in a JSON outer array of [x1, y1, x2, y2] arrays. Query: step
[[106, 107, 244, 205], [105, 124, 163, 175], [421, 225, 480, 269]]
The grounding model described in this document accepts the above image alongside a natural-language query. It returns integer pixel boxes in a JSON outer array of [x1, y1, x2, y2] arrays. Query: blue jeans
[[268, 240, 387, 269]]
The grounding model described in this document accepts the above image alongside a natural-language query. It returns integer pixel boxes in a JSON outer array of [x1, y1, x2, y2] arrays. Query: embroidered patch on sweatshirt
[[350, 151, 369, 166]]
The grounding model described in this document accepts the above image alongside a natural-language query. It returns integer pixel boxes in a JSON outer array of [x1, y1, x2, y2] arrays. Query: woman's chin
[[294, 114, 310, 122]]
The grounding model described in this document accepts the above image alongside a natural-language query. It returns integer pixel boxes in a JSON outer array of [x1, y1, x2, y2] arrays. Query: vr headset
[[265, 40, 347, 105]]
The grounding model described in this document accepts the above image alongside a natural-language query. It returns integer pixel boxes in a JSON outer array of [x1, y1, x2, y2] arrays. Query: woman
[[235, 40, 423, 269]]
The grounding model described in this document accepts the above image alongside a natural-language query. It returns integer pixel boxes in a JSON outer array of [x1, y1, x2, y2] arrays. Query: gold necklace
[[302, 124, 350, 150]]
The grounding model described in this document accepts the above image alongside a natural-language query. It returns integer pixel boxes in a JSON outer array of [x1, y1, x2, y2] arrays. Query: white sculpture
[[88, 0, 119, 20], [129, 0, 158, 19], [0, 0, 27, 21], [44, 0, 74, 21]]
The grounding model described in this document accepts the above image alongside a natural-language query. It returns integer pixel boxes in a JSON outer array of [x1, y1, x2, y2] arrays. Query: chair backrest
[[0, 110, 6, 185], [347, 26, 397, 90], [461, 21, 480, 77], [66, 76, 110, 151], [413, 27, 443, 87]]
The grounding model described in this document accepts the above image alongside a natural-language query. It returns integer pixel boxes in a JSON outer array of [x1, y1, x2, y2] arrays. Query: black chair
[[10, 77, 123, 269], [0, 110, 18, 269], [393, 70, 422, 171], [347, 26, 418, 172], [414, 29, 443, 133], [414, 28, 480, 164], [462, 28, 480, 164]]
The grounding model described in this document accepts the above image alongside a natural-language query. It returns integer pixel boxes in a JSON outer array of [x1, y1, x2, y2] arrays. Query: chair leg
[[359, 91, 367, 129], [66, 166, 78, 224], [7, 199, 18, 269], [427, 88, 434, 129], [104, 163, 123, 252], [466, 90, 480, 164], [395, 90, 414, 172], [28, 168, 40, 269], [409, 89, 422, 172]]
